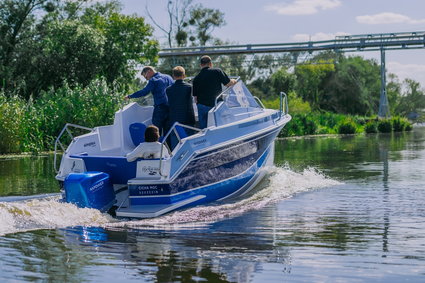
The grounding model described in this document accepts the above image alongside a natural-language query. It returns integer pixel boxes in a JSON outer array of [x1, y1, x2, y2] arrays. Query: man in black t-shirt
[[192, 55, 236, 129]]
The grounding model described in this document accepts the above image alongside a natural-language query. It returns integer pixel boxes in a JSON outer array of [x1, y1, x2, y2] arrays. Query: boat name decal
[[84, 141, 96, 147], [89, 181, 104, 192], [134, 185, 160, 195], [193, 139, 206, 146], [141, 166, 159, 175]]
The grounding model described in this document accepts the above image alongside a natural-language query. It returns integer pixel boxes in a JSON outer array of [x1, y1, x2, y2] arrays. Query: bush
[[262, 91, 311, 114], [391, 117, 412, 132], [0, 79, 125, 153], [338, 118, 357, 134], [364, 120, 378, 133], [0, 93, 26, 153], [377, 119, 392, 133]]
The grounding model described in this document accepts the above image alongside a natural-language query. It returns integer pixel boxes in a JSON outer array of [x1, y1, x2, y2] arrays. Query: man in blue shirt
[[125, 66, 174, 134]]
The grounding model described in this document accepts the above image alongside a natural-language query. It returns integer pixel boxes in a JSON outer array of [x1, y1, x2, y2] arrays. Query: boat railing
[[54, 123, 93, 173], [213, 76, 241, 110], [279, 91, 289, 116], [158, 122, 203, 176], [254, 96, 266, 109]]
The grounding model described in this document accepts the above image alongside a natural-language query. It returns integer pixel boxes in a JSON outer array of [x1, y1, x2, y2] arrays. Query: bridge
[[159, 31, 425, 117]]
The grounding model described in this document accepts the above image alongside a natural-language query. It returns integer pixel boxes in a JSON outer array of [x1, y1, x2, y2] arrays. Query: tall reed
[[0, 79, 124, 153]]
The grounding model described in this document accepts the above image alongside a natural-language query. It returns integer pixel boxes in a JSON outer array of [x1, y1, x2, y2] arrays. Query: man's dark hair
[[141, 66, 155, 76], [200, 55, 211, 65], [145, 125, 160, 142]]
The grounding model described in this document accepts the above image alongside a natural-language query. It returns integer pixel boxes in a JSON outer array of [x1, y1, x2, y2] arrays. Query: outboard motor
[[64, 171, 115, 212]]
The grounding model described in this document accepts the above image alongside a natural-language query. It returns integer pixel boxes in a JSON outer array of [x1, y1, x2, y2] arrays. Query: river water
[[0, 127, 424, 282]]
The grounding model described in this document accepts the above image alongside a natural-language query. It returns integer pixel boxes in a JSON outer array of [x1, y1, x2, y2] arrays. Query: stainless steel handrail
[[158, 122, 202, 177], [278, 91, 289, 121], [53, 123, 93, 173]]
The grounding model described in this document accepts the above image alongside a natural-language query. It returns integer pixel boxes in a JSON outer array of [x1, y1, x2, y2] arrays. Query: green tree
[[90, 12, 159, 85], [323, 56, 381, 115], [0, 0, 58, 92], [188, 4, 225, 46], [146, 0, 225, 47], [37, 20, 105, 90], [295, 60, 335, 111], [394, 79, 425, 117], [386, 73, 401, 115], [271, 67, 296, 94], [0, 0, 158, 98]]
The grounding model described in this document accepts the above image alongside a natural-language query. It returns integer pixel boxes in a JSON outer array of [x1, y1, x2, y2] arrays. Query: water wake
[[0, 166, 340, 236], [108, 166, 340, 228]]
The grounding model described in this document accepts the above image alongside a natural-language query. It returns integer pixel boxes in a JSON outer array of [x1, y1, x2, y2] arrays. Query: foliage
[[276, 112, 414, 138], [278, 113, 318, 137], [377, 119, 392, 133], [294, 59, 335, 111], [322, 55, 381, 115], [262, 91, 311, 114], [189, 4, 225, 45], [0, 79, 124, 153], [146, 0, 225, 47], [364, 120, 378, 134], [0, 92, 26, 153], [394, 79, 425, 117], [337, 118, 357, 135], [391, 117, 411, 132], [0, 0, 158, 99]]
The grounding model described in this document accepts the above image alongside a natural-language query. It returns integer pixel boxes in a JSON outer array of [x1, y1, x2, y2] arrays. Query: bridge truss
[[159, 31, 425, 117]]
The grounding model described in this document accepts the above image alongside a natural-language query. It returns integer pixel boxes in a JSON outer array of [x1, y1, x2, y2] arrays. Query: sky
[[118, 0, 425, 88]]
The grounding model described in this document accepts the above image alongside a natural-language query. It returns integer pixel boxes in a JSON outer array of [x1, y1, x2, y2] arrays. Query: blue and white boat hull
[[55, 80, 291, 218]]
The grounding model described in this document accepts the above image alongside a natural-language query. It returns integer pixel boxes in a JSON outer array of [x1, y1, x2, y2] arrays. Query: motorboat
[[54, 79, 291, 218]]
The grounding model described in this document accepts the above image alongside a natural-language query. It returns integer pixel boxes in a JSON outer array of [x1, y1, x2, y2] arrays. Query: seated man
[[126, 125, 170, 162]]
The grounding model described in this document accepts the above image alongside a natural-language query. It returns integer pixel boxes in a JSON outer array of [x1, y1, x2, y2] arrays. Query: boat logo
[[142, 166, 159, 175], [193, 139, 206, 146], [89, 181, 104, 192], [84, 141, 96, 148]]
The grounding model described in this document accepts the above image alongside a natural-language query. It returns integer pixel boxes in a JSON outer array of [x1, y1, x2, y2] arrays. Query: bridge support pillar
[[378, 47, 390, 118]]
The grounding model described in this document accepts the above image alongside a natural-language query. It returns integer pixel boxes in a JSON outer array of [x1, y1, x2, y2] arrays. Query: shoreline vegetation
[[0, 78, 414, 155], [1, 0, 423, 155]]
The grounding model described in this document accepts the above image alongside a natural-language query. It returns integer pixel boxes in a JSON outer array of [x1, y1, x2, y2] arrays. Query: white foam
[[0, 196, 114, 236], [0, 166, 340, 235], [107, 165, 341, 228]]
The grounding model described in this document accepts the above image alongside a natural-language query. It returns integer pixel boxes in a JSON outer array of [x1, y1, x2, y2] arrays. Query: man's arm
[[225, 79, 237, 87], [127, 80, 154, 99]]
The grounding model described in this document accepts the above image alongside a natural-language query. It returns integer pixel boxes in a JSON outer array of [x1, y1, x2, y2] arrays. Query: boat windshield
[[220, 81, 261, 108]]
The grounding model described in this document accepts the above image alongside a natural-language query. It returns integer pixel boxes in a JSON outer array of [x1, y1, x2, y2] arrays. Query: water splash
[[0, 196, 114, 236], [107, 166, 341, 228], [0, 166, 340, 236]]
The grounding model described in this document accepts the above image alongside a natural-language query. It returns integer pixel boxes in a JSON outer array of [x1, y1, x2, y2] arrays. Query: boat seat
[[129, 123, 146, 146]]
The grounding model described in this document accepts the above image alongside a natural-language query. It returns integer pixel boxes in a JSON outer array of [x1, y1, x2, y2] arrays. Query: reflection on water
[[0, 154, 58, 197], [0, 127, 425, 282]]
